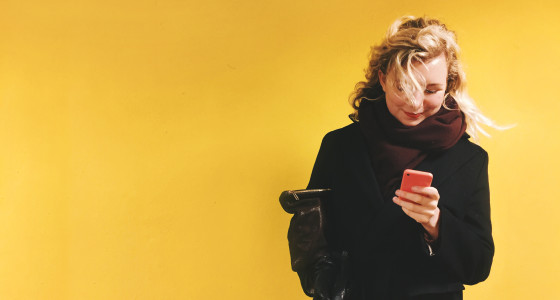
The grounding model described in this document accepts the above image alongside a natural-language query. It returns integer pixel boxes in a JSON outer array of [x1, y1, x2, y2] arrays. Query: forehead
[[412, 53, 448, 84]]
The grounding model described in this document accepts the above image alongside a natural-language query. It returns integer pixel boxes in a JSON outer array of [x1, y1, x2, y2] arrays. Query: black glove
[[312, 256, 338, 300]]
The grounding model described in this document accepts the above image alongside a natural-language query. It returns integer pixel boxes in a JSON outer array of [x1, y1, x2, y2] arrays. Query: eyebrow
[[426, 83, 445, 88]]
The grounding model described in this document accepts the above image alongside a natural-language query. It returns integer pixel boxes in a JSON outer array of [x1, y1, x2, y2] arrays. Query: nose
[[407, 90, 424, 111]]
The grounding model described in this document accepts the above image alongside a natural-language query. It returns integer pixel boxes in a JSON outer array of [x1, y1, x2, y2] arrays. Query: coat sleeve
[[436, 150, 494, 285], [307, 132, 337, 190]]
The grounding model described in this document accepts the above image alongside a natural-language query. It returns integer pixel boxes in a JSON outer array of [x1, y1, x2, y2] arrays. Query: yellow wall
[[0, 0, 558, 299]]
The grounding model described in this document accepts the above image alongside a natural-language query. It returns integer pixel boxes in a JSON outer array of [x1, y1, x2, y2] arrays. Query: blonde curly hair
[[349, 16, 503, 141]]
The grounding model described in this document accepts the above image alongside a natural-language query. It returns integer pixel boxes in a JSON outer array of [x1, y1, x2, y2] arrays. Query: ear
[[378, 70, 387, 92]]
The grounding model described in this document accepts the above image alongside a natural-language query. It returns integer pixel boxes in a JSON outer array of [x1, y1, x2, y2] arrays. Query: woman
[[299, 16, 498, 299]]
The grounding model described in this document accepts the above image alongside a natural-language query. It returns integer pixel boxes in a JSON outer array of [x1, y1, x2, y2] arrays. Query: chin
[[399, 118, 424, 127]]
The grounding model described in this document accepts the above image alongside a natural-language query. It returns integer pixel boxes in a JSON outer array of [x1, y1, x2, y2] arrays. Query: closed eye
[[425, 89, 437, 94]]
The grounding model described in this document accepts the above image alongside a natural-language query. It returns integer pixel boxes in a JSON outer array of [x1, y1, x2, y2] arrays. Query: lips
[[404, 112, 422, 119]]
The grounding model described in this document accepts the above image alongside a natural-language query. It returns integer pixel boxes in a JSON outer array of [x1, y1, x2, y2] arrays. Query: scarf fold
[[357, 98, 467, 199]]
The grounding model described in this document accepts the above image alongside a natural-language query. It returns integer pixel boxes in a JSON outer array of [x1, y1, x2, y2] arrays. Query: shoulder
[[321, 122, 361, 144], [453, 134, 489, 162], [313, 123, 367, 162]]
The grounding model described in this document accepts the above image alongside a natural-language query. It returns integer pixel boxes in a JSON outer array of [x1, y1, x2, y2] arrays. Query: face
[[379, 53, 448, 126]]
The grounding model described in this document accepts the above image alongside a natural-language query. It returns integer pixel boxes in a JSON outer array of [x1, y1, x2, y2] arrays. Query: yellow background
[[0, 0, 558, 299]]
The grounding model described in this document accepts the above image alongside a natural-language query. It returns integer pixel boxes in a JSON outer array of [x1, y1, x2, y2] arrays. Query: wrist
[[423, 208, 440, 240]]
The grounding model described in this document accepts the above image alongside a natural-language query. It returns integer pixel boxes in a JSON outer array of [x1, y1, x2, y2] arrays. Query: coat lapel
[[415, 135, 477, 189]]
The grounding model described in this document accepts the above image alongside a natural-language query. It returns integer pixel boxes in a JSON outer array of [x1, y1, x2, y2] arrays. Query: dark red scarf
[[357, 98, 467, 199]]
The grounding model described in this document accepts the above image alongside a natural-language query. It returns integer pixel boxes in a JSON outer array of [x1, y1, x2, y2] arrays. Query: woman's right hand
[[393, 186, 441, 240]]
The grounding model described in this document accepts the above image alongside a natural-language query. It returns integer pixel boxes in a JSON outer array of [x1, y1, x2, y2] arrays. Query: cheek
[[424, 96, 445, 110], [386, 92, 407, 107], [384, 94, 404, 119], [421, 96, 445, 117]]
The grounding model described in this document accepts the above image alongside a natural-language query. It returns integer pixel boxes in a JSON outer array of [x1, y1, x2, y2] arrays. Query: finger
[[393, 196, 425, 213], [401, 206, 431, 224], [394, 193, 438, 212], [411, 186, 440, 200], [393, 196, 437, 217], [395, 189, 425, 204]]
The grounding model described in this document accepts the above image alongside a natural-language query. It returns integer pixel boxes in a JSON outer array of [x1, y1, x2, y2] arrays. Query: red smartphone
[[400, 169, 433, 194]]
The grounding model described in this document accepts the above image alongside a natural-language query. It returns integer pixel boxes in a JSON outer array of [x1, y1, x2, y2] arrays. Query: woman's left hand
[[393, 186, 440, 240]]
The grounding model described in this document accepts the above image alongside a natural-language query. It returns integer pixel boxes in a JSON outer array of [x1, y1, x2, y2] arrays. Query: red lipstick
[[404, 112, 421, 118]]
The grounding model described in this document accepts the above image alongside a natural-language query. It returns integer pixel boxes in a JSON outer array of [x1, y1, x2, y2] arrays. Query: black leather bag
[[280, 189, 349, 300]]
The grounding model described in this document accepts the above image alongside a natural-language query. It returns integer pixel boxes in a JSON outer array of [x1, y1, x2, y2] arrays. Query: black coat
[[306, 123, 494, 299]]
